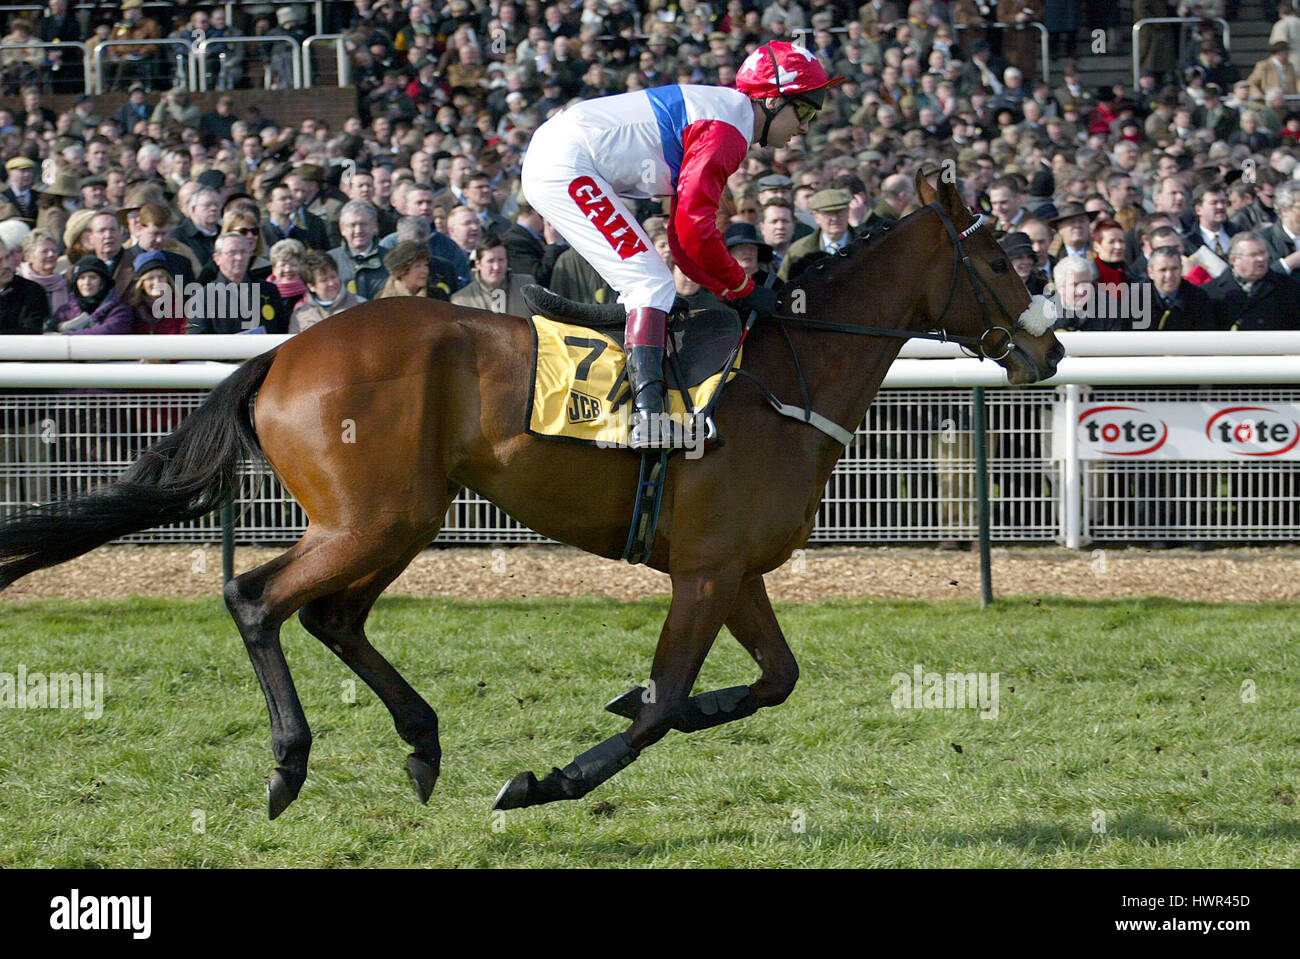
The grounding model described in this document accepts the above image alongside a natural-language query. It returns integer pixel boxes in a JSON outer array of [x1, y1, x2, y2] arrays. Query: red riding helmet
[[735, 41, 845, 104]]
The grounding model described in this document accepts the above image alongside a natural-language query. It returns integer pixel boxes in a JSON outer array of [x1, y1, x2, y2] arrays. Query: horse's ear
[[914, 167, 938, 206], [936, 173, 965, 215]]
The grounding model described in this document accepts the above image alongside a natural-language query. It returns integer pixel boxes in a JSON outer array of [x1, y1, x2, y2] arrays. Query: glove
[[732, 283, 779, 319]]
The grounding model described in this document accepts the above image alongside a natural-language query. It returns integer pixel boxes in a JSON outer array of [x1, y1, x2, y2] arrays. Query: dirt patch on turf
[[4, 543, 1300, 604]]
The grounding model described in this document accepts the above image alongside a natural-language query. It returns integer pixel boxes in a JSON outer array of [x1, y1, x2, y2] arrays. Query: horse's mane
[[785, 203, 932, 293]]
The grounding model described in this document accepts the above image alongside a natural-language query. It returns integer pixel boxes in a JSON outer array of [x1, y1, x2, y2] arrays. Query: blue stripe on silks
[[645, 85, 687, 189]]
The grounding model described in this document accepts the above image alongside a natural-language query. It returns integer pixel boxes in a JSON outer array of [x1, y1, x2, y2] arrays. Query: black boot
[[625, 344, 672, 449]]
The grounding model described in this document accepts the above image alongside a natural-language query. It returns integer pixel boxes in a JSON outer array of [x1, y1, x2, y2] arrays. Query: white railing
[[91, 37, 196, 95], [302, 33, 350, 88], [195, 34, 301, 91], [0, 40, 92, 94], [3, 333, 1298, 548]]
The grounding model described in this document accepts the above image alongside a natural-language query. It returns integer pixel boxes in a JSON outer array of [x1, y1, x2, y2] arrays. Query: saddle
[[521, 284, 741, 390]]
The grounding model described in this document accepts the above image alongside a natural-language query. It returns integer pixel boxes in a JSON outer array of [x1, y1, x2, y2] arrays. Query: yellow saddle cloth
[[526, 314, 740, 447]]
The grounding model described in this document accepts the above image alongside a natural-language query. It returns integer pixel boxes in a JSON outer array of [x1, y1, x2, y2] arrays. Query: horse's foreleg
[[298, 544, 443, 805], [604, 574, 796, 727], [494, 567, 743, 810]]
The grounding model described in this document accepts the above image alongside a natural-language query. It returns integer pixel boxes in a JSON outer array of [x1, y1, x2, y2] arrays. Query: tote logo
[[1078, 405, 1169, 456], [1206, 406, 1300, 456]]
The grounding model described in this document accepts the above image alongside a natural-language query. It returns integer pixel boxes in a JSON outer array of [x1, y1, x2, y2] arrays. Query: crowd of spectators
[[1, 0, 1299, 342]]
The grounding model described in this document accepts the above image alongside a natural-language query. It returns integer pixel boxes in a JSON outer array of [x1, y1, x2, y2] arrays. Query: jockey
[[521, 41, 844, 449]]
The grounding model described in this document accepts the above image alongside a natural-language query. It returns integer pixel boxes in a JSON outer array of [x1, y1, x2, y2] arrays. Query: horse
[[0, 172, 1064, 817]]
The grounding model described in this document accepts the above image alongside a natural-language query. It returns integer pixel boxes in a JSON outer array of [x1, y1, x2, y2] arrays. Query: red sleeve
[[668, 119, 753, 300]]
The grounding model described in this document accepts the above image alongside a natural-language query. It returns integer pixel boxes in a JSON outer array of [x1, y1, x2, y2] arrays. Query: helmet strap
[[756, 98, 785, 148]]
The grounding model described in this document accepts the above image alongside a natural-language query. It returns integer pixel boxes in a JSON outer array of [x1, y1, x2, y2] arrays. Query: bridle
[[772, 203, 1035, 362]]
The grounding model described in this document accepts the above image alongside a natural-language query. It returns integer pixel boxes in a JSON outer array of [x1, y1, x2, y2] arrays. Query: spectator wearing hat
[[79, 175, 109, 212], [1197, 84, 1240, 141], [963, 40, 1007, 97], [1053, 61, 1093, 112], [35, 171, 79, 244], [127, 250, 186, 335], [0, 234, 50, 333], [50, 256, 131, 335], [723, 222, 777, 290], [2, 156, 38, 224], [115, 82, 151, 135], [1000, 231, 1047, 294], [451, 235, 535, 315], [1025, 171, 1058, 220], [1248, 41, 1300, 100], [106, 0, 161, 91], [65, 93, 103, 139], [779, 188, 856, 282], [288, 165, 343, 244], [1049, 202, 1097, 259], [1204, 232, 1300, 330]]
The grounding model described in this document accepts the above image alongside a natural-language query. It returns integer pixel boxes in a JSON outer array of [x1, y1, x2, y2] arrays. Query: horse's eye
[[991, 258, 1009, 274]]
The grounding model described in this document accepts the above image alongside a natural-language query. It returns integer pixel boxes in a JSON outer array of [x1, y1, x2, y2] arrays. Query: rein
[[769, 205, 1026, 361], [741, 203, 1029, 446]]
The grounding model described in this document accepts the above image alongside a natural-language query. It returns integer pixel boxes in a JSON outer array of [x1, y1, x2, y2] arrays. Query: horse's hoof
[[267, 769, 298, 820], [493, 771, 539, 811], [406, 754, 440, 805], [604, 686, 646, 720]]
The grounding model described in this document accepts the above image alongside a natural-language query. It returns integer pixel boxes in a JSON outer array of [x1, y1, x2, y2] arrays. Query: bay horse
[[0, 172, 1063, 817]]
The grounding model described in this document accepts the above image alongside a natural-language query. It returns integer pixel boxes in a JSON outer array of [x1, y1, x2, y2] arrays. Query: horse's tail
[[0, 349, 278, 591]]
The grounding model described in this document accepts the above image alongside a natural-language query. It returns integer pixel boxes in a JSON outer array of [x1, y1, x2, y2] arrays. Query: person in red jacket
[[521, 40, 843, 448]]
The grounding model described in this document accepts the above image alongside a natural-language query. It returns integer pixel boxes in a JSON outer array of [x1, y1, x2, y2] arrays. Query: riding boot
[[624, 307, 678, 450]]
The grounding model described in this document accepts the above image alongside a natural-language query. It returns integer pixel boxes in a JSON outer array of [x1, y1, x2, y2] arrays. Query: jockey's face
[[757, 96, 808, 148]]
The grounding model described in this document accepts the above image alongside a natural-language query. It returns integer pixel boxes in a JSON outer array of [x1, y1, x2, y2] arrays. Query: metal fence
[[6, 384, 1296, 547]]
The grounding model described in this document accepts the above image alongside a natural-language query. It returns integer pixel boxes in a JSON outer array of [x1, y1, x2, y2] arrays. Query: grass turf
[[0, 595, 1296, 867]]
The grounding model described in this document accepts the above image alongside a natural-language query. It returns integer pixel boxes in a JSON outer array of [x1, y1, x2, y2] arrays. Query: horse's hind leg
[[298, 542, 444, 805], [225, 521, 437, 819], [605, 574, 798, 725], [494, 566, 745, 810]]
